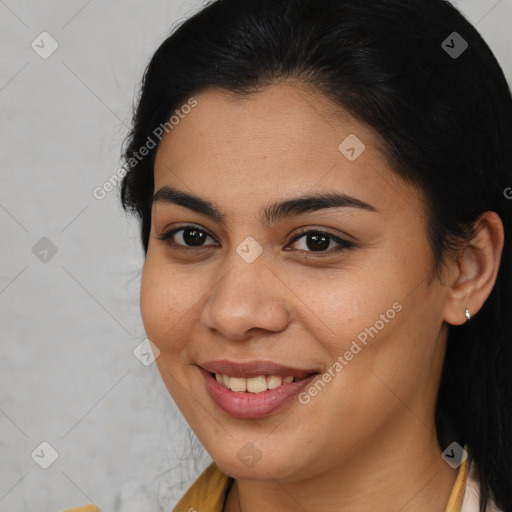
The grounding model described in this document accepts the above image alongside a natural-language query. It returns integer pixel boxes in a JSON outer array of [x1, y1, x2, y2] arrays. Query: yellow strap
[[61, 505, 99, 512], [445, 456, 469, 512]]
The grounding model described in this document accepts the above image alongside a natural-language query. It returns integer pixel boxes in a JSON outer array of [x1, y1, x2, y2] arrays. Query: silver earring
[[465, 307, 471, 322]]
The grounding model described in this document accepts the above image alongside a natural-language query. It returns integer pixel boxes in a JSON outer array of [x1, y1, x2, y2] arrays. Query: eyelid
[[288, 226, 355, 245]]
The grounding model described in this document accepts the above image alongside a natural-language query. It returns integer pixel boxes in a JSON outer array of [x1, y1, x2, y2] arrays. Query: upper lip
[[199, 359, 319, 379]]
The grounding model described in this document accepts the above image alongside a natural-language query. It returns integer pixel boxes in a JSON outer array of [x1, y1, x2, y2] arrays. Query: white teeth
[[266, 375, 282, 389], [229, 377, 247, 392], [246, 376, 267, 393], [214, 373, 301, 393]]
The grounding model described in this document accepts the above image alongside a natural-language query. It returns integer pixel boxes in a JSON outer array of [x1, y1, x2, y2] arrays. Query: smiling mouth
[[199, 367, 319, 419], [208, 372, 314, 393]]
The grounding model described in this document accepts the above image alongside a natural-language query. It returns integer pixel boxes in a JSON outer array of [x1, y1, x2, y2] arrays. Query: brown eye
[[287, 230, 354, 255], [179, 227, 208, 246], [157, 225, 217, 249], [157, 225, 354, 257]]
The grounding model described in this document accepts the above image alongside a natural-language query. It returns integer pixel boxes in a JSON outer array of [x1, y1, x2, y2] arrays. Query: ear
[[443, 211, 505, 326]]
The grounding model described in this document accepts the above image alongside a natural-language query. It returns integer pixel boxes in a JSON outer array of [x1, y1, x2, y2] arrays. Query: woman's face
[[141, 82, 452, 481]]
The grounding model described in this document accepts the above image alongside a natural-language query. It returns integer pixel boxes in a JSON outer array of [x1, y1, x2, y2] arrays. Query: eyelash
[[156, 224, 355, 257]]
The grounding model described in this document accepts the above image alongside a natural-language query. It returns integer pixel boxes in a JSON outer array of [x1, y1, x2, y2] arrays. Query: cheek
[[298, 250, 424, 397], [290, 262, 403, 351], [139, 256, 202, 353]]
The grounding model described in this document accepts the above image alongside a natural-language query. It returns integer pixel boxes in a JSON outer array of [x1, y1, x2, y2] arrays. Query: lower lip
[[198, 367, 318, 419]]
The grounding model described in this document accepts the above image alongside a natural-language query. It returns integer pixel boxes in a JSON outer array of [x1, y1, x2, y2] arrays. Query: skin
[[140, 82, 504, 511]]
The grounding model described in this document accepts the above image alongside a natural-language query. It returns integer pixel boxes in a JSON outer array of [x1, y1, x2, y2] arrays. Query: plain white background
[[1, 1, 511, 511]]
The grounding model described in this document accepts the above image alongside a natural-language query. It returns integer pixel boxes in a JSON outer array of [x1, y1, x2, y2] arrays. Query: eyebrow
[[152, 186, 377, 226]]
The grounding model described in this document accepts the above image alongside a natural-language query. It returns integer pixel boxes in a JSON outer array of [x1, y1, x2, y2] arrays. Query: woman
[[65, 0, 512, 510]]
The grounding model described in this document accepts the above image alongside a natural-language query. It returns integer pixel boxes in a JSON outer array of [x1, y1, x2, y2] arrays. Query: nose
[[199, 249, 291, 340]]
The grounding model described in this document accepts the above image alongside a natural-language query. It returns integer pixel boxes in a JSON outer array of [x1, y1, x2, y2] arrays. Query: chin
[[212, 449, 305, 482]]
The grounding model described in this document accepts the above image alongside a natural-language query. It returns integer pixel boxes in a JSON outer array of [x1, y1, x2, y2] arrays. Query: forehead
[[153, 82, 421, 219], [156, 82, 375, 158]]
